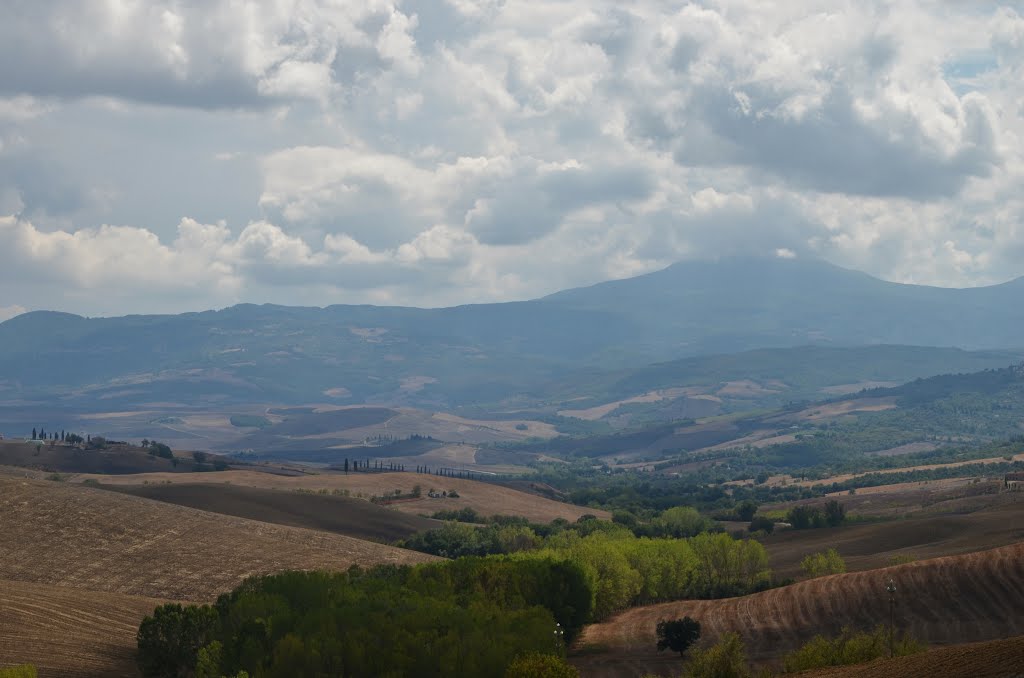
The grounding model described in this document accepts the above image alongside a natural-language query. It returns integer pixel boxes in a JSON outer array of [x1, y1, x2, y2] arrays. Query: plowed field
[[0, 477, 436, 601], [0, 579, 160, 677], [804, 633, 1024, 677], [574, 542, 1024, 678], [72, 470, 608, 523]]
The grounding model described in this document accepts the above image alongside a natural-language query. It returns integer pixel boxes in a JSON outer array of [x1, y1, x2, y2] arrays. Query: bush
[[0, 667, 38, 678], [782, 626, 926, 672], [801, 548, 846, 578], [685, 632, 749, 678], [747, 517, 774, 534], [504, 653, 579, 678], [137, 604, 218, 678]]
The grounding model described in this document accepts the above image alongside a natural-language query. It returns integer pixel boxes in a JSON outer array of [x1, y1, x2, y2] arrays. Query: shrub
[[801, 548, 846, 578], [504, 653, 579, 678], [747, 517, 774, 534], [686, 632, 750, 678], [782, 626, 926, 672], [0, 666, 38, 678]]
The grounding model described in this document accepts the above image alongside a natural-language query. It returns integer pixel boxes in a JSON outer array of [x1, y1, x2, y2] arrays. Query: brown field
[[0, 440, 190, 475], [102, 482, 441, 543], [802, 633, 1024, 677], [793, 452, 1024, 488], [558, 388, 693, 421], [765, 397, 898, 423], [574, 542, 1024, 677], [0, 476, 436, 602], [0, 579, 161, 678], [762, 497, 1024, 580], [72, 470, 608, 523]]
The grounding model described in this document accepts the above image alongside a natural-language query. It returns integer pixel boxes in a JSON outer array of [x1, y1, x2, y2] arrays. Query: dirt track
[[574, 542, 1024, 677]]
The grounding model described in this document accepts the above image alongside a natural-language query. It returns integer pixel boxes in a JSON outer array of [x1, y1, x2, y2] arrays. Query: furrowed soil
[[0, 476, 436, 602], [573, 542, 1024, 678], [72, 470, 608, 523], [102, 482, 441, 542], [801, 633, 1024, 677], [763, 495, 1024, 580], [0, 579, 162, 678]]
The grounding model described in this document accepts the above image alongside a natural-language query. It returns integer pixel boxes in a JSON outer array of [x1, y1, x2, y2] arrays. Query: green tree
[[734, 501, 758, 522], [685, 632, 749, 678], [193, 451, 209, 464], [137, 604, 219, 677], [747, 516, 774, 534], [782, 626, 925, 672], [824, 500, 846, 527], [656, 617, 701, 656], [504, 653, 579, 678], [801, 548, 846, 578]]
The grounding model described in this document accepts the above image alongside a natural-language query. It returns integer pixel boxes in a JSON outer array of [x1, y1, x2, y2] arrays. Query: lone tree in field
[[656, 616, 702, 656]]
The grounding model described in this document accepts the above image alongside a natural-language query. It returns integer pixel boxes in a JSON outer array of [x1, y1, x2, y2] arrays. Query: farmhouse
[[1004, 472, 1024, 491]]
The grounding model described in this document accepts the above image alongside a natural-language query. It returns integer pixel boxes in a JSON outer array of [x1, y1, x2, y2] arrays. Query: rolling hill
[[573, 542, 1024, 677], [2, 256, 1024, 415], [0, 475, 436, 601]]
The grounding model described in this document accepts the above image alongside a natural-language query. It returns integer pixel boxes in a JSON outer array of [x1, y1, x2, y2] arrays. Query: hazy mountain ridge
[[2, 256, 1023, 409]]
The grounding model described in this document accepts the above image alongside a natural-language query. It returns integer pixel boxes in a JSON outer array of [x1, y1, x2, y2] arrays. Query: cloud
[[0, 1, 1022, 315], [0, 304, 26, 322]]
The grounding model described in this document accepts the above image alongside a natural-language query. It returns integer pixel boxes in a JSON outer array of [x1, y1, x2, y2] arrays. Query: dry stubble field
[[0, 476, 437, 601]]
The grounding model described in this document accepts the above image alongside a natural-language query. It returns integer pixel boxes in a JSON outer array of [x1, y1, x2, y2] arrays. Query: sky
[[1, 0, 1023, 319]]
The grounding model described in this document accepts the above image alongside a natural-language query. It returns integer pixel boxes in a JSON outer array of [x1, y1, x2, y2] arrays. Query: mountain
[[1, 256, 1023, 410]]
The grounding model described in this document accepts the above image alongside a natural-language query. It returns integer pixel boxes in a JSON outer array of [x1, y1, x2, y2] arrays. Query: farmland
[[573, 543, 1024, 677], [72, 469, 610, 523], [0, 579, 161, 678], [0, 476, 436, 601], [102, 482, 442, 542]]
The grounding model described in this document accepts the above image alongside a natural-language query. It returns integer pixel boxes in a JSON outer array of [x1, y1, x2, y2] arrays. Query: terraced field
[[574, 543, 1024, 677], [72, 470, 608, 523], [0, 579, 161, 677], [0, 476, 436, 601]]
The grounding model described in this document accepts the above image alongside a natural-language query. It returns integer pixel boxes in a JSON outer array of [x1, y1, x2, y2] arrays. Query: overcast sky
[[1, 0, 1023, 319]]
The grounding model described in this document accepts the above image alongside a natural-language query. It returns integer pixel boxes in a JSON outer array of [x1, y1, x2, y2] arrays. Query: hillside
[[0, 579, 162, 678], [2, 256, 1024, 414], [803, 634, 1024, 677], [574, 542, 1024, 677], [72, 470, 610, 523], [0, 475, 436, 601]]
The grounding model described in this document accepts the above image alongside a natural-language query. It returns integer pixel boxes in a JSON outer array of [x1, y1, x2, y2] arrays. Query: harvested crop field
[[0, 476, 436, 601], [73, 470, 608, 523], [0, 579, 160, 677], [803, 633, 1024, 677], [574, 543, 1024, 677], [103, 482, 442, 542], [763, 498, 1024, 579]]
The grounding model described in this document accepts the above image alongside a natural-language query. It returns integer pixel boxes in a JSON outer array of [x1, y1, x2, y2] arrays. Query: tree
[[31, 428, 36, 440], [137, 604, 218, 678], [656, 617, 701, 656], [824, 500, 846, 527], [141, 439, 150, 448], [801, 548, 846, 578], [734, 501, 758, 522], [747, 516, 774, 534], [504, 653, 579, 678], [192, 451, 208, 464], [685, 632, 750, 678]]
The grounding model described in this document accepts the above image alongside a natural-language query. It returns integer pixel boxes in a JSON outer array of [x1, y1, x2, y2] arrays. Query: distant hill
[[2, 256, 1023, 411]]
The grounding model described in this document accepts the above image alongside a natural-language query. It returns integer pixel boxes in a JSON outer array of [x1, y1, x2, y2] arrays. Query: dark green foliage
[[137, 603, 218, 677], [748, 516, 774, 534], [734, 501, 758, 522], [824, 499, 846, 527], [504, 653, 579, 678], [138, 559, 591, 678], [656, 617, 701, 656], [148, 442, 174, 459]]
